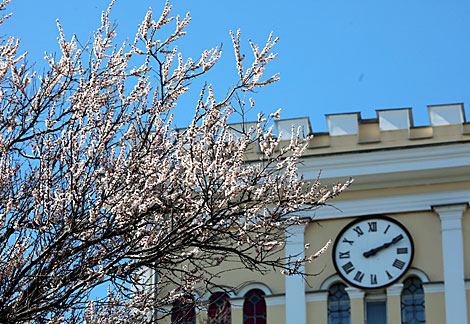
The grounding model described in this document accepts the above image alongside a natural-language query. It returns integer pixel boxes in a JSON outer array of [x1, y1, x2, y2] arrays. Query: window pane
[[401, 277, 426, 324], [208, 292, 231, 324], [172, 296, 196, 324], [366, 301, 386, 324], [328, 283, 350, 324], [243, 289, 267, 324]]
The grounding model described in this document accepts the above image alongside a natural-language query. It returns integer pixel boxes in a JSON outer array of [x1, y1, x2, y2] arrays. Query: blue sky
[[3, 0, 470, 131]]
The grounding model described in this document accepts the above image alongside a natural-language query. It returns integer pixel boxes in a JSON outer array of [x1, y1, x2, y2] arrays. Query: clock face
[[332, 215, 414, 289]]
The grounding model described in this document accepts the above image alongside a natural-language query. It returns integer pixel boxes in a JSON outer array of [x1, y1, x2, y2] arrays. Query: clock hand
[[363, 234, 403, 258]]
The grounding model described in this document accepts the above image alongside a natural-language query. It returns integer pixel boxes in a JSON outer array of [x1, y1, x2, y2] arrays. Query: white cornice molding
[[386, 284, 404, 296], [201, 288, 236, 301], [345, 287, 365, 299], [229, 297, 244, 309], [302, 189, 470, 220], [306, 291, 329, 302], [433, 203, 468, 231], [264, 294, 286, 307], [285, 223, 306, 244], [422, 282, 444, 294], [402, 268, 430, 283], [236, 282, 272, 298], [299, 142, 470, 184], [320, 274, 345, 290]]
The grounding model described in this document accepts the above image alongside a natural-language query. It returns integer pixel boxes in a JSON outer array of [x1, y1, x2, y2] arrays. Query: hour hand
[[363, 244, 386, 258]]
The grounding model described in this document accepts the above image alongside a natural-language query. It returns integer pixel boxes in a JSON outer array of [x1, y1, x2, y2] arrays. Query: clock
[[332, 215, 414, 289]]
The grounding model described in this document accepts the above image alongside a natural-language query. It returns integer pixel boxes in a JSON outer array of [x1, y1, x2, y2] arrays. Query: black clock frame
[[332, 215, 415, 289]]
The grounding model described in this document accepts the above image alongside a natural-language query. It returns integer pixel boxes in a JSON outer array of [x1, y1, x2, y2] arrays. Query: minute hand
[[363, 234, 403, 258]]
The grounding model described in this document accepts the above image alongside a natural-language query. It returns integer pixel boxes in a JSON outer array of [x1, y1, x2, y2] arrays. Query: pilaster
[[284, 224, 307, 324], [433, 203, 468, 324], [345, 287, 365, 324]]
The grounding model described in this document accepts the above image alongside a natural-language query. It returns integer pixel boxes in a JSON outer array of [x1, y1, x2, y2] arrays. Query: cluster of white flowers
[[0, 0, 350, 322]]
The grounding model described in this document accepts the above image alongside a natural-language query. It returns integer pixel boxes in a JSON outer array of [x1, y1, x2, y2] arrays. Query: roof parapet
[[227, 122, 258, 140], [275, 117, 312, 140], [428, 103, 466, 126], [376, 108, 413, 131], [325, 113, 360, 136]]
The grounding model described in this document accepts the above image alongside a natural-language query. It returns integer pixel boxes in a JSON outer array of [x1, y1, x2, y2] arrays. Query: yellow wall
[[306, 300, 327, 323], [267, 305, 285, 324], [424, 291, 446, 324]]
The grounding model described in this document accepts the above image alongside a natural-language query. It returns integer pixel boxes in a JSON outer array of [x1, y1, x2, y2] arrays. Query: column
[[284, 224, 307, 324], [345, 287, 365, 324], [386, 283, 404, 324], [433, 203, 468, 324]]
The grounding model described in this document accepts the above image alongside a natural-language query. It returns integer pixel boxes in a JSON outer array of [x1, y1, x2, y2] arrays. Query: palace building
[[167, 103, 470, 324]]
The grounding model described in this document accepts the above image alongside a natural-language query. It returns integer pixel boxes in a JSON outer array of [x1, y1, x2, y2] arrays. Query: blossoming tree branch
[[0, 0, 350, 322]]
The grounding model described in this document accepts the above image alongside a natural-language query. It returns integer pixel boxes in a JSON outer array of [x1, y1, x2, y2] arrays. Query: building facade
[[169, 103, 470, 324]]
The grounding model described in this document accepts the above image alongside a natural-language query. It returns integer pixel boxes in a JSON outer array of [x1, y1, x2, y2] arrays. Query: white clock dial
[[332, 216, 414, 289]]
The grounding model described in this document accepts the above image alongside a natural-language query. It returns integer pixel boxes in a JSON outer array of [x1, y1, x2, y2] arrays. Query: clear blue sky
[[3, 0, 470, 131]]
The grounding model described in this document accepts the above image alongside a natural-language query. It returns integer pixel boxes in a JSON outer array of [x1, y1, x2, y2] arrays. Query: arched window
[[243, 289, 266, 324], [171, 296, 196, 324], [328, 283, 350, 324], [208, 292, 231, 324], [401, 277, 426, 324]]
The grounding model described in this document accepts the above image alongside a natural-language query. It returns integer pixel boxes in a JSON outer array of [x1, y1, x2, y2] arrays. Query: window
[[366, 300, 386, 324], [328, 283, 350, 324], [243, 289, 266, 324], [401, 277, 426, 324], [208, 292, 231, 324], [171, 296, 196, 324]]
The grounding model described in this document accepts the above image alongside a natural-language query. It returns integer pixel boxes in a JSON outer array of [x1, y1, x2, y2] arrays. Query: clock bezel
[[332, 215, 415, 289]]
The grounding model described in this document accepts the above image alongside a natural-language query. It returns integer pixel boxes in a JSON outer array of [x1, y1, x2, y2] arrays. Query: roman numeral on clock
[[384, 224, 390, 234], [368, 221, 377, 232], [353, 271, 364, 283], [353, 226, 364, 237], [370, 274, 377, 285], [342, 262, 355, 274], [392, 259, 406, 270], [386, 270, 393, 280], [342, 237, 354, 246], [397, 247, 408, 254], [339, 251, 350, 259]]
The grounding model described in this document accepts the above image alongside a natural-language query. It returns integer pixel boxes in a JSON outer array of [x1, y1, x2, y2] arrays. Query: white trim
[[434, 204, 468, 324], [306, 291, 329, 302], [378, 109, 411, 131], [365, 293, 387, 301], [422, 282, 444, 294], [345, 287, 365, 299], [386, 284, 404, 297], [428, 104, 465, 126], [229, 297, 245, 309], [236, 282, 272, 298], [326, 113, 359, 136], [275, 118, 311, 140], [285, 223, 307, 239], [284, 224, 306, 324], [301, 142, 470, 180], [320, 274, 346, 290], [264, 294, 286, 306], [301, 189, 470, 220], [401, 268, 430, 283], [201, 288, 236, 301]]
